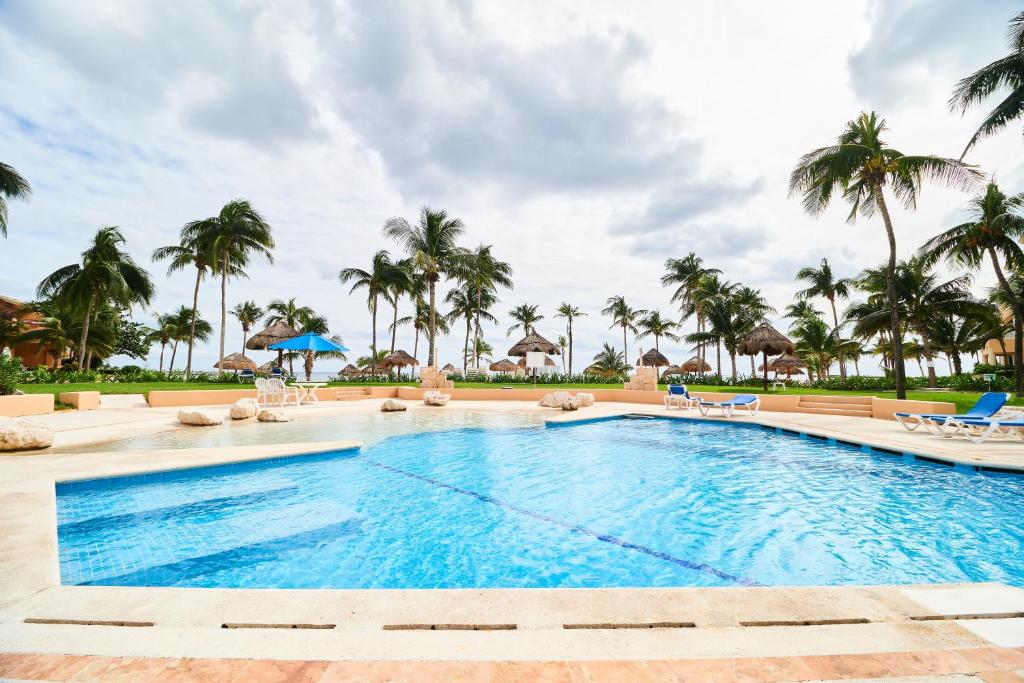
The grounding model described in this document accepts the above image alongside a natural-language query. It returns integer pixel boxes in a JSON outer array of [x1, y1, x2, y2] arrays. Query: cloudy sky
[[1, 0, 1021, 375]]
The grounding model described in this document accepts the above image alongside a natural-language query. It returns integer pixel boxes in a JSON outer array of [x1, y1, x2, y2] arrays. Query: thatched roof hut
[[245, 322, 300, 350], [340, 364, 360, 376], [507, 332, 561, 357], [680, 356, 712, 373], [256, 360, 278, 374], [738, 323, 796, 390], [661, 364, 684, 377], [440, 363, 456, 374], [518, 355, 556, 368], [381, 350, 418, 369], [489, 358, 519, 372], [636, 348, 670, 367], [759, 353, 807, 377], [214, 352, 257, 371]]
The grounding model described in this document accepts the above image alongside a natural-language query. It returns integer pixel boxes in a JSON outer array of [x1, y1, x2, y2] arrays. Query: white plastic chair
[[256, 378, 298, 407]]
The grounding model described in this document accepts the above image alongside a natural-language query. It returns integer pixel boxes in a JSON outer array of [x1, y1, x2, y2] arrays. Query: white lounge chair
[[664, 384, 698, 410], [697, 394, 760, 417]]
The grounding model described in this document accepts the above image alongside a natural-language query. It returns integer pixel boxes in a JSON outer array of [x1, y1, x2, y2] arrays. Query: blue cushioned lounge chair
[[940, 416, 1024, 444], [238, 369, 256, 383], [894, 392, 1008, 435], [697, 394, 760, 417], [664, 384, 697, 410]]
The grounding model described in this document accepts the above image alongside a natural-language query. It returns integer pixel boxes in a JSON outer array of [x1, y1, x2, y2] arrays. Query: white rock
[[423, 391, 450, 406], [257, 409, 291, 422], [561, 396, 581, 411], [177, 410, 223, 426], [539, 391, 570, 408], [381, 399, 407, 412], [0, 418, 54, 451], [577, 392, 595, 407], [229, 398, 259, 420]]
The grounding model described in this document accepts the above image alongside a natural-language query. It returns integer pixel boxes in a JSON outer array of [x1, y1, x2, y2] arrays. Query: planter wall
[[0, 394, 55, 417]]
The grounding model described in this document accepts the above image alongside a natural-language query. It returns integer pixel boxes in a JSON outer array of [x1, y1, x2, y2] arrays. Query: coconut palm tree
[[931, 312, 996, 376], [795, 258, 852, 379], [145, 313, 178, 372], [37, 226, 154, 369], [182, 199, 274, 374], [662, 254, 720, 367], [339, 250, 408, 360], [791, 316, 840, 380], [166, 305, 210, 372], [265, 298, 314, 375], [950, 11, 1024, 157], [469, 338, 493, 368], [920, 181, 1024, 395], [733, 286, 776, 376], [554, 303, 586, 375], [393, 298, 450, 363], [0, 162, 31, 238], [602, 296, 646, 366], [230, 300, 263, 355], [789, 111, 981, 398], [589, 343, 630, 379], [556, 335, 568, 373], [684, 295, 756, 381], [387, 258, 418, 354], [383, 207, 465, 367], [456, 244, 513, 369], [293, 312, 346, 381], [15, 301, 74, 369], [637, 310, 681, 352], [783, 300, 824, 325], [506, 303, 544, 337], [445, 284, 497, 373]]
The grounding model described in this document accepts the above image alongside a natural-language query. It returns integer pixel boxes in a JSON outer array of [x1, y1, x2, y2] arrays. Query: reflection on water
[[59, 408, 546, 453]]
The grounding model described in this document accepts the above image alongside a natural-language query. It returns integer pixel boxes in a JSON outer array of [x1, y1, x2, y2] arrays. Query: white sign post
[[526, 351, 546, 385]]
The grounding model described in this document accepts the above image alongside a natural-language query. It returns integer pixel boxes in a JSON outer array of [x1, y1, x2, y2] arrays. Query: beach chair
[[697, 394, 760, 417], [664, 384, 697, 410], [894, 392, 1008, 434], [270, 367, 285, 380], [238, 369, 256, 383], [940, 416, 1024, 444], [256, 378, 299, 407]]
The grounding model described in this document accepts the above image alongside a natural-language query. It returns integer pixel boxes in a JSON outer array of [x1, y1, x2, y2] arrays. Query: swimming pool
[[56, 416, 1024, 589]]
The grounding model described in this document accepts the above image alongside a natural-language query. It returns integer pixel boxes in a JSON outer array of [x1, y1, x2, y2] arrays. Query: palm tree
[[662, 254, 720, 367], [456, 244, 513, 369], [554, 303, 586, 375], [791, 316, 840, 380], [950, 11, 1024, 157], [931, 312, 996, 376], [506, 303, 544, 337], [37, 226, 154, 369], [265, 298, 314, 375], [182, 199, 274, 374], [556, 335, 568, 373], [684, 295, 756, 381], [393, 298, 450, 363], [920, 181, 1024, 395], [15, 301, 73, 369], [0, 162, 31, 238], [469, 338, 493, 368], [784, 300, 824, 324], [602, 296, 645, 366], [733, 286, 776, 376], [589, 343, 630, 379], [295, 312, 346, 381], [166, 306, 210, 372], [230, 301, 263, 354], [795, 258, 852, 379], [145, 313, 178, 372], [383, 206, 465, 367], [387, 259, 418, 353], [445, 284, 497, 372], [637, 310, 681, 352], [789, 111, 981, 398], [339, 250, 408, 361]]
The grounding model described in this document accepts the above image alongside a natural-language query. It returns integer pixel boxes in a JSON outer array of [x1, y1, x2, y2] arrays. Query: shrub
[[0, 354, 23, 396]]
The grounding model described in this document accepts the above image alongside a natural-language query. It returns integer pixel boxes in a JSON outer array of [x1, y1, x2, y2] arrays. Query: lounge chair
[[939, 416, 1024, 444], [664, 384, 698, 410], [238, 369, 256, 383], [894, 392, 1008, 434], [697, 394, 760, 417]]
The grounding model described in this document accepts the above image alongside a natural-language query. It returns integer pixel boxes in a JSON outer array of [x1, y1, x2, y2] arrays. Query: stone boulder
[[257, 409, 291, 423], [229, 398, 259, 420], [577, 392, 595, 407], [423, 391, 450, 406], [561, 396, 581, 411], [0, 418, 54, 451], [539, 391, 570, 408], [381, 399, 407, 412], [177, 410, 223, 426]]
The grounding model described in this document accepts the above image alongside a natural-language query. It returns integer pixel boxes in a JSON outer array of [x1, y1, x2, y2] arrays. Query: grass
[[15, 380, 1014, 414]]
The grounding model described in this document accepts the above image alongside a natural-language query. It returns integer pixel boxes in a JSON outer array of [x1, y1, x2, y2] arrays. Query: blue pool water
[[57, 417, 1024, 589]]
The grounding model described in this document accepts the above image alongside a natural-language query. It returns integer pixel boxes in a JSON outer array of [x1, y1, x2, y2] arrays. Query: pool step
[[336, 387, 372, 401], [794, 398, 873, 418]]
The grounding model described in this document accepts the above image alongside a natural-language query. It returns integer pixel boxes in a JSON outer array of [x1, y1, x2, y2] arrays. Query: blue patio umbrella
[[269, 333, 350, 380]]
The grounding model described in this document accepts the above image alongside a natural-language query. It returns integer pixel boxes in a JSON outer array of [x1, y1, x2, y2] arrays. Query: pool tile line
[[362, 458, 762, 587]]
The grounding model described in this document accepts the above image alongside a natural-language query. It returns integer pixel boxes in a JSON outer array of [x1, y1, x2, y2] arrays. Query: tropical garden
[[1, 10, 1023, 414]]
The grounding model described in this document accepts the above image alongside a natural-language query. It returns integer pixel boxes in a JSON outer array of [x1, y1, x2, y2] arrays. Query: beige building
[[0, 295, 67, 369], [980, 335, 1016, 367]]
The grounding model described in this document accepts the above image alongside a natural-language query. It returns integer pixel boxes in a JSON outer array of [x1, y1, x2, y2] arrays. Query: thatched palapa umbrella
[[246, 321, 300, 368], [661, 364, 684, 378], [508, 331, 560, 384], [680, 356, 712, 374], [738, 322, 796, 391], [517, 355, 555, 368], [636, 348, 670, 368], [759, 353, 807, 379], [256, 360, 277, 375], [340, 364, 360, 376], [381, 350, 419, 379], [214, 352, 257, 372], [489, 358, 518, 373], [440, 362, 456, 374]]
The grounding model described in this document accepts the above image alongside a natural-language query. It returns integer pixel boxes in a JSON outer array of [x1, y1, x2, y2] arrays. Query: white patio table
[[289, 382, 325, 405]]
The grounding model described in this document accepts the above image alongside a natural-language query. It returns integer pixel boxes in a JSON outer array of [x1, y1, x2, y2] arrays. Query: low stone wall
[[871, 397, 953, 421], [58, 391, 100, 410], [147, 387, 338, 407], [0, 394, 54, 417]]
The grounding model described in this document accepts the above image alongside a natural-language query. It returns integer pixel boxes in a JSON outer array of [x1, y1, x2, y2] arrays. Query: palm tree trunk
[[305, 350, 313, 382], [473, 286, 482, 369], [729, 351, 737, 381], [241, 327, 248, 355], [76, 296, 93, 370], [920, 329, 938, 388], [716, 341, 722, 378], [391, 293, 399, 354], [428, 278, 437, 367], [874, 187, 907, 399], [952, 352, 962, 375], [988, 247, 1023, 397], [463, 317, 471, 372], [568, 319, 573, 375], [413, 326, 420, 363], [750, 354, 755, 377], [169, 340, 178, 372], [854, 357, 860, 375], [185, 266, 201, 378], [159, 343, 166, 372], [217, 252, 228, 375], [830, 297, 847, 380]]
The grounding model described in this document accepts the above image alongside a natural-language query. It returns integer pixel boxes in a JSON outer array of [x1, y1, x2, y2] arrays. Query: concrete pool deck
[[1, 398, 1023, 677]]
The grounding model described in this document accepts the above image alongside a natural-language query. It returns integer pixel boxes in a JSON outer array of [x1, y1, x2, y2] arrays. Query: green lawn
[[15, 380, 1010, 414]]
